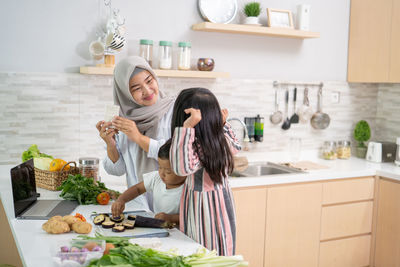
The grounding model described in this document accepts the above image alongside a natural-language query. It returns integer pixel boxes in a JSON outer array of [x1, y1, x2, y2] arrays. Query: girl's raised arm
[[224, 122, 242, 155], [170, 127, 201, 176]]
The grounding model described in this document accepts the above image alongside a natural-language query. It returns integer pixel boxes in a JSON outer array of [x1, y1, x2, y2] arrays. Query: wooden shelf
[[80, 66, 230, 78], [192, 22, 320, 39]]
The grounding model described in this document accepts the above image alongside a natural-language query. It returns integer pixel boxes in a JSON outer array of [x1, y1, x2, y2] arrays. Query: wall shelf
[[79, 66, 230, 78], [192, 22, 320, 39]]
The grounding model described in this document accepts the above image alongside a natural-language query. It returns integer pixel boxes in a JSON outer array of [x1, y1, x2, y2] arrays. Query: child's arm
[[223, 122, 242, 155], [111, 182, 146, 217], [154, 212, 179, 224]]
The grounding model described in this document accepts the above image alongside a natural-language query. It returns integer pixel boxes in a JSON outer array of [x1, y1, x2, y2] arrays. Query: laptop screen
[[10, 159, 37, 217]]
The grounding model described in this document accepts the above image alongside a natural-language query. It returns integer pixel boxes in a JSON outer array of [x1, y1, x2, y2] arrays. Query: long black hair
[[171, 88, 234, 183]]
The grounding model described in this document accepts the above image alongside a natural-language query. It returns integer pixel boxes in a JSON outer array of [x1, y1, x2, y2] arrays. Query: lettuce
[[21, 144, 53, 162]]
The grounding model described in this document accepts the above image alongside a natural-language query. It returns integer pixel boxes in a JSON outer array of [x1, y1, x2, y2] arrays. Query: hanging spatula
[[289, 87, 299, 124]]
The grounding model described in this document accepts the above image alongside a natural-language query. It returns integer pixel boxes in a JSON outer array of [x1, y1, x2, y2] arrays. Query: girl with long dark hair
[[170, 88, 241, 256]]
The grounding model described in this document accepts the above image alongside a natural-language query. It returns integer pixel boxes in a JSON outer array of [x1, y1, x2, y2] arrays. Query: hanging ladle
[[310, 84, 330, 130], [281, 89, 291, 130], [270, 87, 283, 124]]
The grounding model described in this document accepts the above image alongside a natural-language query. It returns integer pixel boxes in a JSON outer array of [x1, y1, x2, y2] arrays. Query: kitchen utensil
[[310, 86, 330, 129], [298, 87, 314, 123], [281, 89, 291, 130], [289, 87, 299, 123], [270, 87, 283, 124], [198, 0, 238, 24]]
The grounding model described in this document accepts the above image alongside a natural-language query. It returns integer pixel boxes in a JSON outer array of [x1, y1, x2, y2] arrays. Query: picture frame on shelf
[[267, 8, 294, 28]]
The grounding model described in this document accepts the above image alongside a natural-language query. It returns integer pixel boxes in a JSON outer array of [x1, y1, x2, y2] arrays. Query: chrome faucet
[[227, 118, 250, 143]]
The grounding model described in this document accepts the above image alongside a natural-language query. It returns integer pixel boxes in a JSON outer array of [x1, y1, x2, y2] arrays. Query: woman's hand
[[111, 200, 125, 217], [154, 212, 169, 221], [112, 116, 142, 143], [96, 120, 118, 146], [221, 108, 228, 125], [183, 108, 202, 128]]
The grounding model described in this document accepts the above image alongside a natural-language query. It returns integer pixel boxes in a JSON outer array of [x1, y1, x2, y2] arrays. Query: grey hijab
[[113, 56, 174, 181]]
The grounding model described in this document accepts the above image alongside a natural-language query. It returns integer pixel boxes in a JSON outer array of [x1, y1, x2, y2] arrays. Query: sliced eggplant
[[127, 215, 136, 221], [112, 225, 125, 232], [123, 222, 135, 229], [101, 221, 115, 229], [93, 214, 105, 225], [110, 214, 124, 223]]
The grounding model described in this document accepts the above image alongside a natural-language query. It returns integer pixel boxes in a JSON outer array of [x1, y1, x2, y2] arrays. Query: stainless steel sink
[[231, 162, 304, 177]]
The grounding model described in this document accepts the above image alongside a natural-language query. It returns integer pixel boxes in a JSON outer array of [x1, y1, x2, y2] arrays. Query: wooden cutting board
[[284, 161, 329, 171]]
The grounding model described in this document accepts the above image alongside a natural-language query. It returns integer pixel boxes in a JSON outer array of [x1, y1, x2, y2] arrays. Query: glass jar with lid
[[158, 41, 172, 70], [337, 140, 351, 159], [178, 42, 191, 70], [322, 141, 337, 160], [79, 157, 100, 181], [139, 39, 153, 67]]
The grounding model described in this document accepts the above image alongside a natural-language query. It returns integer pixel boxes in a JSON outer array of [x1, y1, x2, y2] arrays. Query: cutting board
[[91, 210, 169, 238], [284, 161, 329, 171]]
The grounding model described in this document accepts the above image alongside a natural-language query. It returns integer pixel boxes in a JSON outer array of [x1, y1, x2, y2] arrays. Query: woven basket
[[34, 161, 79, 191]]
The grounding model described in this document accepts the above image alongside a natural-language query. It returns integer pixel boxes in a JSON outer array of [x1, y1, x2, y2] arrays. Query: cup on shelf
[[105, 32, 126, 51], [89, 40, 105, 60]]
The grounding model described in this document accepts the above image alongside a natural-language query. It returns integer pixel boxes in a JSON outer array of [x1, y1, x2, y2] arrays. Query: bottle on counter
[[322, 141, 337, 160], [254, 114, 264, 142], [79, 157, 100, 181], [139, 39, 153, 67], [178, 42, 191, 70], [158, 41, 172, 70], [337, 140, 351, 159]]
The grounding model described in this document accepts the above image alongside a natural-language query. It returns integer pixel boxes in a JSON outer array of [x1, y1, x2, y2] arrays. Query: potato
[[48, 215, 63, 222], [63, 215, 78, 226], [72, 221, 92, 234], [42, 220, 70, 234]]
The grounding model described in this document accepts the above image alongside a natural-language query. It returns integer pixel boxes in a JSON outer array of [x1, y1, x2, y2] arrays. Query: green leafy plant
[[244, 2, 261, 17], [353, 120, 371, 148]]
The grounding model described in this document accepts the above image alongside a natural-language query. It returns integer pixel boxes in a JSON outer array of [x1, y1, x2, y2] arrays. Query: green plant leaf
[[244, 2, 261, 17]]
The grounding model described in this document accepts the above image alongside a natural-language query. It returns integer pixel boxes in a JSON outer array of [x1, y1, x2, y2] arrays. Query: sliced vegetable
[[122, 222, 134, 229], [110, 214, 124, 223], [102, 221, 115, 229], [93, 214, 106, 225], [112, 225, 125, 232]]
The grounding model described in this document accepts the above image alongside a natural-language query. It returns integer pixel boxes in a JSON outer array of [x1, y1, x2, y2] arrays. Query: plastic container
[[254, 114, 264, 142], [322, 141, 337, 160], [139, 39, 153, 67], [52, 239, 105, 267], [79, 157, 99, 181], [337, 140, 351, 159], [178, 42, 191, 70], [158, 41, 172, 70]]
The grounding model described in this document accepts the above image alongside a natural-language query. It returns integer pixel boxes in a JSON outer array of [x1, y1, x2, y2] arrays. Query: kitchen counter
[[0, 165, 201, 267], [228, 152, 400, 188]]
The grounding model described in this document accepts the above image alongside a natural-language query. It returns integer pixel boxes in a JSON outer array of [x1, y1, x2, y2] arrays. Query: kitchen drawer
[[322, 177, 374, 204], [320, 201, 373, 240], [319, 235, 371, 267]]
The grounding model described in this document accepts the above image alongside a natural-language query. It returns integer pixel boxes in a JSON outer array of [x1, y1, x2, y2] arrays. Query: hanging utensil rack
[[273, 81, 323, 88]]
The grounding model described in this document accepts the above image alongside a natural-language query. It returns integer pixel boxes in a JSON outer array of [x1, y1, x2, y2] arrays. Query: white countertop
[[0, 166, 201, 267]]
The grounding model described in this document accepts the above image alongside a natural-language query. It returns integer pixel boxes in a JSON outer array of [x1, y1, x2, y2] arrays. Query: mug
[[106, 33, 126, 50], [89, 40, 105, 60]]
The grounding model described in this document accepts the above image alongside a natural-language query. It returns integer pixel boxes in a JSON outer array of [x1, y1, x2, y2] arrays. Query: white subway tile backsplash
[[0, 72, 397, 165]]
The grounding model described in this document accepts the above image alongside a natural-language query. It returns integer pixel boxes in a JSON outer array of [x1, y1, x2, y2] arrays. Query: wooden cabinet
[[264, 183, 322, 267], [322, 177, 374, 205], [347, 0, 400, 82], [375, 178, 400, 267], [232, 187, 267, 267]]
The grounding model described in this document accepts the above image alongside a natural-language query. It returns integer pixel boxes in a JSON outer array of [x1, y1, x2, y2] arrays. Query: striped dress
[[170, 123, 241, 256]]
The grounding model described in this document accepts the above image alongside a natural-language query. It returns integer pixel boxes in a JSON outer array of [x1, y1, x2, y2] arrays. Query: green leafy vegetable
[[58, 174, 120, 205], [78, 234, 248, 267], [22, 144, 53, 162]]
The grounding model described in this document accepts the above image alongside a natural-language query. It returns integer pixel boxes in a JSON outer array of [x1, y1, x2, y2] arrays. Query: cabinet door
[[233, 187, 267, 267], [265, 183, 322, 267], [389, 0, 400, 82], [347, 0, 393, 82], [375, 179, 400, 267]]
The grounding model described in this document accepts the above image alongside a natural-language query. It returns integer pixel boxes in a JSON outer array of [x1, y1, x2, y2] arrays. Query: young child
[[111, 139, 186, 224], [170, 87, 241, 256]]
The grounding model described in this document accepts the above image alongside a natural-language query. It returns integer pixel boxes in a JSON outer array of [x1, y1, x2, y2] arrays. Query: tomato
[[96, 192, 110, 205]]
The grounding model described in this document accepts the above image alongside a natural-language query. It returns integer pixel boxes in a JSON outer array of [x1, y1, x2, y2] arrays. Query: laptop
[[10, 159, 78, 220]]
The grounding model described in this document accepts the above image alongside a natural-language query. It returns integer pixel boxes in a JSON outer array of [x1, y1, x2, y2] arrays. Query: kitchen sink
[[231, 162, 304, 177]]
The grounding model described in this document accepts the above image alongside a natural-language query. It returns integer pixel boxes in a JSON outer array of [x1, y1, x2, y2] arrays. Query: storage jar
[[178, 42, 191, 70], [322, 141, 337, 160], [79, 157, 100, 181], [337, 140, 351, 159], [139, 39, 153, 67], [158, 41, 172, 70]]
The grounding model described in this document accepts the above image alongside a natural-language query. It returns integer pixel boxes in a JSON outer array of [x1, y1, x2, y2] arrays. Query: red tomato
[[96, 192, 110, 205]]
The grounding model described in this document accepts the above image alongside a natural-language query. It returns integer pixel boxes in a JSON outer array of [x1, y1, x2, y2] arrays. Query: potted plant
[[353, 120, 371, 158], [243, 2, 262, 25]]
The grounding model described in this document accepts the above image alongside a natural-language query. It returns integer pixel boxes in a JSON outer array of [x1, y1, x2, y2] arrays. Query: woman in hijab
[[96, 56, 174, 193]]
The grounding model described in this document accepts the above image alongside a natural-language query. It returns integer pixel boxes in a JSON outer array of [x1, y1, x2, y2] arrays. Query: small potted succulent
[[243, 2, 262, 25], [353, 120, 371, 158]]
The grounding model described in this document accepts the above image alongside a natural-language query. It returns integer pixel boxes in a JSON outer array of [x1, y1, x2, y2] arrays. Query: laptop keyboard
[[23, 200, 61, 217]]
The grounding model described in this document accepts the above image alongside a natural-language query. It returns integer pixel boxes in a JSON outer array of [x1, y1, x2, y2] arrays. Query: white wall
[[0, 0, 350, 80]]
